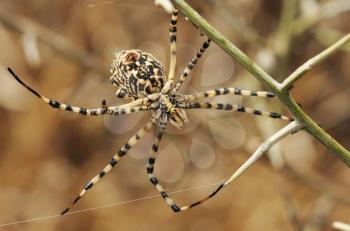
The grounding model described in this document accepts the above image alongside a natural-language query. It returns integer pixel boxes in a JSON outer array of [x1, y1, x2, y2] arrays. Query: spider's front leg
[[7, 68, 152, 116], [61, 119, 155, 215], [183, 101, 293, 121], [171, 38, 211, 94], [178, 87, 275, 102], [167, 8, 179, 82]]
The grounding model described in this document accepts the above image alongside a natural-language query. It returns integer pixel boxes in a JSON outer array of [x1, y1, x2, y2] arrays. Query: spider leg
[[183, 102, 294, 121], [146, 124, 224, 212], [147, 125, 182, 212], [100, 99, 151, 115], [171, 38, 211, 93], [7, 67, 152, 116], [178, 88, 275, 102], [61, 119, 155, 215], [167, 8, 179, 82]]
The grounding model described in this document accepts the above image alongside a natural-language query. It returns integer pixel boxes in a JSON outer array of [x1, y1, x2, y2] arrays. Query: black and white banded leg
[[183, 102, 294, 121], [61, 120, 155, 215], [171, 38, 211, 93], [7, 67, 151, 116], [146, 126, 182, 212], [167, 9, 178, 82], [146, 125, 223, 212], [178, 87, 275, 102]]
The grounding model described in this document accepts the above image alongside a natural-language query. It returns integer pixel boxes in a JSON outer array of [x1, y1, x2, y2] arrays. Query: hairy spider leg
[[171, 38, 211, 93], [184, 102, 294, 121], [7, 68, 152, 116], [61, 120, 155, 215]]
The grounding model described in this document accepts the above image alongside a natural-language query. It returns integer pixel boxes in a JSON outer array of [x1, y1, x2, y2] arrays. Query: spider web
[[0, 178, 225, 228]]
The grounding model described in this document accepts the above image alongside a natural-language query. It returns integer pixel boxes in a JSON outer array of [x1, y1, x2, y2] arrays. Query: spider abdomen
[[110, 50, 166, 99]]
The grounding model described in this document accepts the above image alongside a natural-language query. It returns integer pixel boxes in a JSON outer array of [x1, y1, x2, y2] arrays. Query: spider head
[[169, 107, 189, 129], [158, 95, 189, 129], [110, 50, 166, 99]]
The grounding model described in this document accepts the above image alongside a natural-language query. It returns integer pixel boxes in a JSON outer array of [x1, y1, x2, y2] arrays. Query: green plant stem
[[171, 0, 280, 93], [171, 0, 350, 167], [280, 34, 350, 91]]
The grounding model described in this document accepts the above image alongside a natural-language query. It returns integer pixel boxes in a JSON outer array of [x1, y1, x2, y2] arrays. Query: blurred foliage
[[0, 0, 349, 230]]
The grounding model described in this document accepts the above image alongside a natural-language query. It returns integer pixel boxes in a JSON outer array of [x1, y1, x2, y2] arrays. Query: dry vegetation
[[0, 0, 349, 230]]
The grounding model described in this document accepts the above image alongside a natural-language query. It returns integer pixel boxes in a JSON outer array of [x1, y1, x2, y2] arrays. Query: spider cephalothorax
[[110, 49, 189, 129], [7, 8, 293, 216], [110, 49, 166, 99], [154, 94, 189, 129]]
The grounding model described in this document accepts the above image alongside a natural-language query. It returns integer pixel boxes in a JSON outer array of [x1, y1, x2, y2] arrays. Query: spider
[[7, 9, 293, 215]]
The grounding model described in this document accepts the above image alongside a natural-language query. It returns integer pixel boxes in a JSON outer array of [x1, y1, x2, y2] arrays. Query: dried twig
[[280, 34, 350, 91], [224, 121, 303, 184]]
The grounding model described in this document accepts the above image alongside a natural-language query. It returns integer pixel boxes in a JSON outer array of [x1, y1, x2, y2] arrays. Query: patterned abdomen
[[110, 50, 166, 99]]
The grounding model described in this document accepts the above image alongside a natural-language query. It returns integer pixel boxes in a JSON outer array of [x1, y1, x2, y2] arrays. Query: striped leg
[[171, 38, 211, 93], [109, 106, 150, 115], [176, 180, 226, 212], [167, 9, 178, 81], [177, 122, 303, 212], [183, 102, 294, 121], [147, 126, 182, 212], [101, 99, 151, 116], [7, 67, 151, 116], [147, 126, 225, 212], [178, 88, 275, 102], [61, 120, 155, 215]]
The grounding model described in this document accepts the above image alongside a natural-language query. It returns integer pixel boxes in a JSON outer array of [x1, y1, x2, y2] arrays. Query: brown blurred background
[[0, 0, 349, 230]]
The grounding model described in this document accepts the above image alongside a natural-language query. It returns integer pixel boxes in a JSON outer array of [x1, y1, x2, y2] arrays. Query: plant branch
[[280, 33, 350, 91], [171, 0, 280, 93], [171, 0, 350, 167]]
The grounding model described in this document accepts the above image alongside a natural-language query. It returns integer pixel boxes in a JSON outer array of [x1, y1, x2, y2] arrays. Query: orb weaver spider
[[7, 9, 293, 215]]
